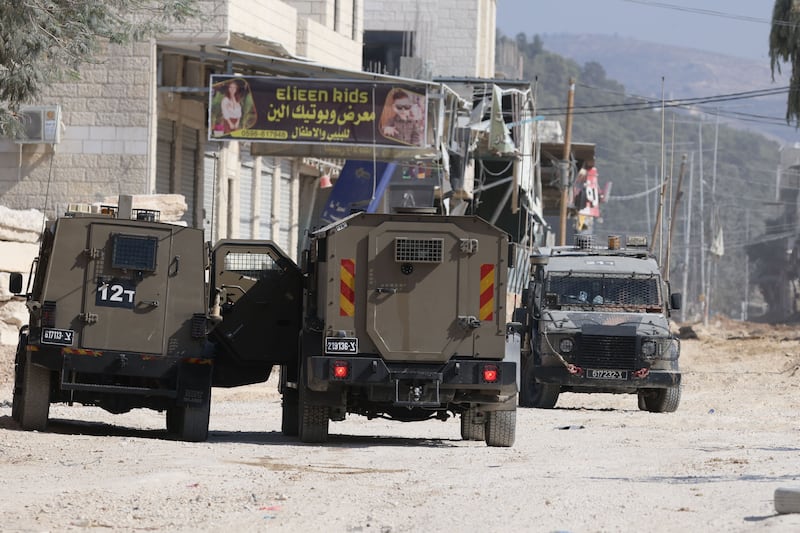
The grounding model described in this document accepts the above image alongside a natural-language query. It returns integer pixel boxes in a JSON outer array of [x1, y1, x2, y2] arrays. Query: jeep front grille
[[575, 335, 637, 369], [394, 237, 443, 263]]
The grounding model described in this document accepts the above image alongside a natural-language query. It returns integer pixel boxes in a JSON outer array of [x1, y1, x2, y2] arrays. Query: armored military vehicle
[[212, 211, 519, 446], [516, 234, 682, 412], [292, 211, 518, 446], [10, 197, 213, 441]]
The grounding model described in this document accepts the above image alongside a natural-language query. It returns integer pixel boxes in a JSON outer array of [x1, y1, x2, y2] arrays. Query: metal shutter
[[238, 151, 254, 240], [155, 119, 174, 195], [180, 125, 199, 226]]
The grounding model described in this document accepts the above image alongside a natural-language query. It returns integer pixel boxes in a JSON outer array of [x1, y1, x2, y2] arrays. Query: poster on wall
[[208, 75, 431, 150]]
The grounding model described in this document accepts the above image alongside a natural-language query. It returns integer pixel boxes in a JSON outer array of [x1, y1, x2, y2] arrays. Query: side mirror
[[9, 272, 23, 294], [670, 292, 682, 311]]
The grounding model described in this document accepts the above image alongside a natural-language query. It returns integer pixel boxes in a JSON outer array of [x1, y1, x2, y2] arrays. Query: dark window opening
[[363, 30, 414, 76]]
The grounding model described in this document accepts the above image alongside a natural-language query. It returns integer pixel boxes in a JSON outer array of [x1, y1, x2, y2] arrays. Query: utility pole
[[744, 208, 750, 320], [698, 121, 707, 326], [665, 154, 687, 283], [706, 111, 720, 324], [650, 78, 666, 259], [559, 78, 575, 246], [681, 152, 695, 323], [643, 159, 652, 230]]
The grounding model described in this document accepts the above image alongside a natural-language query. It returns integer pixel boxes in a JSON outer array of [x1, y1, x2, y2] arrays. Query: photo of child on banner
[[210, 78, 257, 137], [379, 88, 426, 146], [572, 159, 601, 232]]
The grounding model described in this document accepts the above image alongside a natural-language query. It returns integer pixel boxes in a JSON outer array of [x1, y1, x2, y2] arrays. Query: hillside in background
[[538, 33, 795, 144], [500, 33, 790, 322]]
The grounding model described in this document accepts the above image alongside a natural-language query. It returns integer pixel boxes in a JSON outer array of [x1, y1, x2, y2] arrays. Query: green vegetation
[[505, 33, 786, 322], [0, 0, 197, 137]]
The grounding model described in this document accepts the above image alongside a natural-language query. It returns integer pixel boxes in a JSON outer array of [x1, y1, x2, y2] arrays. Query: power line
[[620, 0, 775, 26], [538, 86, 789, 115]]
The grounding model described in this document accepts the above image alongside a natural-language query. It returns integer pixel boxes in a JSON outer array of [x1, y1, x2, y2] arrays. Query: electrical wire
[[620, 0, 800, 29]]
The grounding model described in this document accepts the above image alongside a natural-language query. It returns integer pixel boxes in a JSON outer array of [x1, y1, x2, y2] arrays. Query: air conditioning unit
[[15, 105, 61, 144]]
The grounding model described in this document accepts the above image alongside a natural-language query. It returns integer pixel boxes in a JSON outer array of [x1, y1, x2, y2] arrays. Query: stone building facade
[[363, 0, 496, 79], [0, 0, 364, 259], [0, 0, 503, 344]]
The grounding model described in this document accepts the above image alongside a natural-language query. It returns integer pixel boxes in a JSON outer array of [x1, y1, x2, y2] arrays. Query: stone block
[[0, 242, 39, 273]]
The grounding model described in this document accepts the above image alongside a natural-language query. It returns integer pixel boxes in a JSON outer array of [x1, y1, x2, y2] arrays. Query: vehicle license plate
[[586, 368, 628, 380], [325, 337, 358, 354]]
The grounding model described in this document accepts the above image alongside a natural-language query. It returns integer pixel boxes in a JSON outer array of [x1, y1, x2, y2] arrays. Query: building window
[[363, 30, 414, 76]]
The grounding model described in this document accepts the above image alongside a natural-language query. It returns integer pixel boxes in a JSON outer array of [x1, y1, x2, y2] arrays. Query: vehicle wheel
[[519, 362, 560, 408], [637, 385, 681, 413], [281, 388, 299, 436], [180, 399, 211, 442], [775, 486, 800, 514], [485, 409, 516, 447], [460, 407, 485, 441], [11, 331, 28, 423], [169, 387, 211, 442], [166, 407, 184, 434], [20, 351, 51, 432], [298, 364, 329, 443]]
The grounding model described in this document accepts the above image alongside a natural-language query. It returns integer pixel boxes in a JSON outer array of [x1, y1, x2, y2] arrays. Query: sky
[[496, 0, 776, 61]]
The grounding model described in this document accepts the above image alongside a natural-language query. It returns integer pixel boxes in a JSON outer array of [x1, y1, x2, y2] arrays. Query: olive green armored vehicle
[[10, 197, 213, 441], [516, 234, 682, 412], [282, 211, 518, 446], [201, 211, 518, 446]]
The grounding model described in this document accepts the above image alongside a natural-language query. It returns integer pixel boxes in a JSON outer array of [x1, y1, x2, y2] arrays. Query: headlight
[[641, 339, 657, 358], [559, 338, 574, 353]]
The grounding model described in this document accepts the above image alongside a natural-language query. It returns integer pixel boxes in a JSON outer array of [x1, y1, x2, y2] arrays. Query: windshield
[[545, 273, 662, 308]]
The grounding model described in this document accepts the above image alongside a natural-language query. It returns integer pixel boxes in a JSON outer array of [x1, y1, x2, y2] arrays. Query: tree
[[0, 0, 197, 136], [769, 0, 800, 127]]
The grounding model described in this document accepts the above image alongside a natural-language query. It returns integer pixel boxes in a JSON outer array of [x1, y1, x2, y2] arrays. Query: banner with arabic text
[[208, 75, 430, 149]]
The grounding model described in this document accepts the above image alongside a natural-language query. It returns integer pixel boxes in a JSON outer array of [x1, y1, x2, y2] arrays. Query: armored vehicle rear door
[[366, 221, 493, 362], [209, 240, 303, 366], [81, 223, 172, 353]]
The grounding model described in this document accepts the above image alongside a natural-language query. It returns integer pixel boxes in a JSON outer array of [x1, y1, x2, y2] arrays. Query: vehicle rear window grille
[[111, 234, 158, 271], [223, 252, 278, 279], [395, 238, 443, 263], [576, 335, 637, 369]]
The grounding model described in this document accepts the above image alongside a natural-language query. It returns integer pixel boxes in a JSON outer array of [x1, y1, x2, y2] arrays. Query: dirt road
[[1, 319, 800, 532]]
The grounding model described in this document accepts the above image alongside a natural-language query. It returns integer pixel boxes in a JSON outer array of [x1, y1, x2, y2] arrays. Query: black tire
[[519, 361, 560, 408], [298, 364, 329, 443], [20, 351, 50, 432], [179, 397, 211, 442], [460, 408, 485, 441], [637, 385, 681, 413], [168, 388, 212, 442], [520, 378, 560, 409], [11, 331, 28, 423], [485, 409, 516, 447], [166, 407, 183, 434], [281, 388, 299, 436]]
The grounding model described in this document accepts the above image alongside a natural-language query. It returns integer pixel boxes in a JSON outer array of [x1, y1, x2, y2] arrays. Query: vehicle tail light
[[482, 364, 498, 383], [332, 360, 349, 380], [42, 300, 57, 328]]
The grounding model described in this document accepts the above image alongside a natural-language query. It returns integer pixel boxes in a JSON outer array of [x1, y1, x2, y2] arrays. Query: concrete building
[[0, 0, 365, 259], [363, 0, 496, 79], [0, 0, 504, 257]]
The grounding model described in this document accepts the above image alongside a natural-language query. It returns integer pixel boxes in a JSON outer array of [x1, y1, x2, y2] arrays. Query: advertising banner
[[208, 75, 430, 150]]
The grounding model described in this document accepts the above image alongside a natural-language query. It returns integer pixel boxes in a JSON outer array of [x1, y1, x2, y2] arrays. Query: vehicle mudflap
[[176, 359, 213, 406]]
